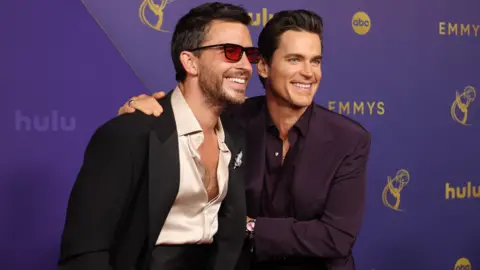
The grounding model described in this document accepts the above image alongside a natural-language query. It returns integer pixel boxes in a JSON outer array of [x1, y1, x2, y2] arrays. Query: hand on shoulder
[[118, 91, 166, 117]]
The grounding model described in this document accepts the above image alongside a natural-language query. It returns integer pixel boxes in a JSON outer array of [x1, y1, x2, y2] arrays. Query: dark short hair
[[257, 10, 324, 87], [171, 2, 252, 82]]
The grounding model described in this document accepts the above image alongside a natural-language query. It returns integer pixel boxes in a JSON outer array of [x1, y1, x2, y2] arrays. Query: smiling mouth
[[292, 82, 312, 89], [226, 77, 246, 84]]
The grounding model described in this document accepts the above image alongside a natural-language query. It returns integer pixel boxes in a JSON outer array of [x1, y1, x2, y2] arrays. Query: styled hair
[[171, 2, 252, 81], [257, 10, 324, 87]]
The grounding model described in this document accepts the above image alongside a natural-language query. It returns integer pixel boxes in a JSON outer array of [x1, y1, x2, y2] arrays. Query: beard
[[197, 63, 247, 107]]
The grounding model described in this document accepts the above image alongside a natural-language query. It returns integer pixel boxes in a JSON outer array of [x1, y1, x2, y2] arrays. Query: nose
[[300, 62, 313, 77], [236, 51, 253, 73]]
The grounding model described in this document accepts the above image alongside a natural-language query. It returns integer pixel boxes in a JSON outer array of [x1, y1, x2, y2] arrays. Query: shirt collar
[[171, 86, 202, 136], [265, 102, 313, 137], [171, 86, 227, 145]]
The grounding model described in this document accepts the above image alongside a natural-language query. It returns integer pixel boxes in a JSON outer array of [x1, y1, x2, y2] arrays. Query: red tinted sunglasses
[[189, 43, 261, 64]]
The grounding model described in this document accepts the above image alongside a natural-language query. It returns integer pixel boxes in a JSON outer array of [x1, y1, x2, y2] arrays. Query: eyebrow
[[284, 53, 323, 60]]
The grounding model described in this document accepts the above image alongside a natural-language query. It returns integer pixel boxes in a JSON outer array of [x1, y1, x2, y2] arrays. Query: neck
[[179, 81, 224, 132], [266, 90, 308, 140]]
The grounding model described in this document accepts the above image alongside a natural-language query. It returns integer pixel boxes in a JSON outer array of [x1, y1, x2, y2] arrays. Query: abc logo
[[353, 19, 369, 27], [352, 11, 371, 35], [454, 257, 471, 270]]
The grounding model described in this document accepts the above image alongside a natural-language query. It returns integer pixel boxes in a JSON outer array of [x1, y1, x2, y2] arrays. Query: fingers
[[118, 106, 134, 116], [136, 94, 149, 100], [126, 94, 163, 117], [152, 91, 166, 99], [118, 92, 165, 117], [118, 98, 136, 115]]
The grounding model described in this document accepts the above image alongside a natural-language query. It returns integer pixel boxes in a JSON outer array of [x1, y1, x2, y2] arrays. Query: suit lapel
[[291, 107, 335, 217], [221, 114, 239, 157], [244, 103, 266, 217], [210, 115, 247, 270], [221, 113, 245, 204], [148, 94, 180, 246]]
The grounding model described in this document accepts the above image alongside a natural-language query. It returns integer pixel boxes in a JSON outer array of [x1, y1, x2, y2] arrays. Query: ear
[[179, 51, 199, 77], [257, 57, 269, 79]]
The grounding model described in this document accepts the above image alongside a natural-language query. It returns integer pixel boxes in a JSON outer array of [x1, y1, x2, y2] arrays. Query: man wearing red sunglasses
[[118, 9, 371, 270], [58, 3, 258, 270]]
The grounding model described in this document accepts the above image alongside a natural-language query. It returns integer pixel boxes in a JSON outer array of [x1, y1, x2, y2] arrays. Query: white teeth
[[293, 83, 311, 88], [227, 77, 246, 84]]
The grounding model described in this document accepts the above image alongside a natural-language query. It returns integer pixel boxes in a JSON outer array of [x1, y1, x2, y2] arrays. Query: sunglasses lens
[[246, 48, 261, 64], [224, 45, 261, 63], [225, 45, 243, 61]]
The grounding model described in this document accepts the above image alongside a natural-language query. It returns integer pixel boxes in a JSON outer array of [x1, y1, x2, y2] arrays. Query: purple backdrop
[[1, 0, 479, 269]]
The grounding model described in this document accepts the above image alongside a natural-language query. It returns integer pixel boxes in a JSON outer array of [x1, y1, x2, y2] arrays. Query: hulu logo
[[248, 8, 274, 27], [445, 182, 480, 200], [15, 110, 76, 132]]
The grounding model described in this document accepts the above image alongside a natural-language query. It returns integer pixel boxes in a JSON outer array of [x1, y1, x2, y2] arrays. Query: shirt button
[[275, 152, 279, 156]]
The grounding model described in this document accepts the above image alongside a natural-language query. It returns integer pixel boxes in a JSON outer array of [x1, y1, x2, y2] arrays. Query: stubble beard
[[198, 66, 236, 112]]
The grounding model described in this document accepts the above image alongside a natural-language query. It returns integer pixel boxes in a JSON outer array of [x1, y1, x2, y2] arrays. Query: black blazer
[[58, 92, 247, 270]]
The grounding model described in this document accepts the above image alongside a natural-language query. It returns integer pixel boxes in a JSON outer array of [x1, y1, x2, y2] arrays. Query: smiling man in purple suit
[[118, 9, 371, 270]]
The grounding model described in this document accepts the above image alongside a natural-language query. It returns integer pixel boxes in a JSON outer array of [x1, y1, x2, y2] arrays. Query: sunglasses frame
[[188, 43, 261, 64]]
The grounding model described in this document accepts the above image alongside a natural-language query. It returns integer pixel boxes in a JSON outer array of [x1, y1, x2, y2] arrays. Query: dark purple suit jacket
[[228, 96, 371, 270]]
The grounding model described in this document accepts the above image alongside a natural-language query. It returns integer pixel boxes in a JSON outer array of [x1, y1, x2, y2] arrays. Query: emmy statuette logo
[[382, 169, 410, 211], [139, 0, 175, 32], [451, 85, 476, 126]]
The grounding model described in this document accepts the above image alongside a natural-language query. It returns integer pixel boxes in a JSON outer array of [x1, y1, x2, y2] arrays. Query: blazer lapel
[[221, 113, 241, 161], [210, 115, 247, 270], [221, 113, 246, 208], [148, 94, 180, 246], [244, 103, 266, 218], [291, 107, 335, 218]]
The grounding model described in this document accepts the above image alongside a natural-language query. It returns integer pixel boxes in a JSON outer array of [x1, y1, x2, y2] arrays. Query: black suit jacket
[[58, 93, 247, 270], [229, 96, 371, 270]]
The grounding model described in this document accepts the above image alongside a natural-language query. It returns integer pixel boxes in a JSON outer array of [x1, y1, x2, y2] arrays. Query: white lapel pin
[[233, 151, 243, 169]]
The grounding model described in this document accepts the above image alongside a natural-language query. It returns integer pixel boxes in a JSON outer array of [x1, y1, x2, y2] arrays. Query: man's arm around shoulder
[[58, 113, 150, 270]]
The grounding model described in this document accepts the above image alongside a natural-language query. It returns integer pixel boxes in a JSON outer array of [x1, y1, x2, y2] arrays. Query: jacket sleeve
[[58, 121, 135, 270], [253, 132, 371, 261]]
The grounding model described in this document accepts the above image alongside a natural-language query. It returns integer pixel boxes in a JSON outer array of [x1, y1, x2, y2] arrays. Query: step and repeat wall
[[1, 0, 479, 269]]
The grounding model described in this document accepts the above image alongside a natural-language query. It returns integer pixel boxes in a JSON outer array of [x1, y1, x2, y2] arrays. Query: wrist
[[246, 219, 256, 233], [246, 218, 256, 252]]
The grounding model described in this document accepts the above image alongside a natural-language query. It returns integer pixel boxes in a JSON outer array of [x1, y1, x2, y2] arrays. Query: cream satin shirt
[[156, 87, 231, 245]]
